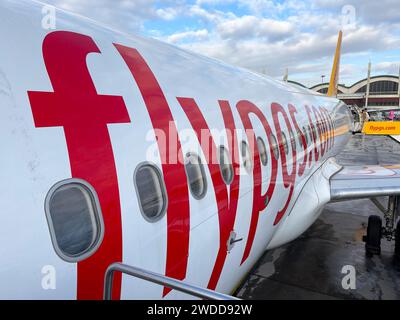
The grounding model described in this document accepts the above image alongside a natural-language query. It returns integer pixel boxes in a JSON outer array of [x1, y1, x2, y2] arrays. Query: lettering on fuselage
[[27, 31, 336, 299]]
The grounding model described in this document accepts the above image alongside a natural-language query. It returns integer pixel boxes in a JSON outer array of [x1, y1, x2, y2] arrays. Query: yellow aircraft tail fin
[[327, 30, 343, 97]]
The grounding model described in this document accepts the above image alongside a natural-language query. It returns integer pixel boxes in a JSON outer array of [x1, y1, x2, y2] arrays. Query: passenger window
[[289, 129, 296, 151], [302, 126, 309, 144], [45, 179, 104, 262], [257, 137, 268, 166], [185, 153, 207, 200], [307, 125, 313, 142], [270, 134, 280, 160], [241, 141, 253, 173], [135, 163, 167, 222], [219, 146, 233, 185], [281, 132, 289, 155], [297, 129, 303, 146], [312, 125, 318, 141]]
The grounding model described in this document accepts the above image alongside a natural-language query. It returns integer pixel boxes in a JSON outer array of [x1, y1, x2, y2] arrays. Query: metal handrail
[[104, 262, 240, 300]]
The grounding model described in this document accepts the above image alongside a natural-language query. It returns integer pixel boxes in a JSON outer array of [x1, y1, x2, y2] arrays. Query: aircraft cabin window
[[307, 125, 312, 142], [241, 140, 253, 173], [270, 134, 280, 160], [45, 179, 104, 262], [185, 153, 207, 200], [302, 126, 309, 144], [289, 129, 296, 151], [219, 146, 234, 185], [257, 137, 268, 166], [281, 132, 289, 155], [297, 129, 304, 146], [134, 163, 167, 222], [312, 125, 318, 142]]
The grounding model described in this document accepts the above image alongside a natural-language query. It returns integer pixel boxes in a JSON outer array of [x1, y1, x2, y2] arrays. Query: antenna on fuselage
[[283, 68, 288, 82]]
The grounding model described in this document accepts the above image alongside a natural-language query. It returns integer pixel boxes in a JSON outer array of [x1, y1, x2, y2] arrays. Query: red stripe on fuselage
[[115, 45, 190, 297], [28, 31, 130, 300], [237, 100, 278, 264], [288, 104, 307, 177], [313, 107, 325, 157], [272, 103, 297, 225], [177, 98, 240, 291], [305, 105, 319, 165], [318, 107, 329, 155]]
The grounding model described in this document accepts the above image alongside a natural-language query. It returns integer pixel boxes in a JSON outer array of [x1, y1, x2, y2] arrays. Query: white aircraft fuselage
[[0, 0, 352, 299]]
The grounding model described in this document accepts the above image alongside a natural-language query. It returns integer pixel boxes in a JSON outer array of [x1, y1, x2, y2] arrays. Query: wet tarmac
[[236, 134, 400, 300]]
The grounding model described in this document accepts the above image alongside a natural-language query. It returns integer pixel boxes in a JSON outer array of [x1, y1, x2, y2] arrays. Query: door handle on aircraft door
[[227, 231, 243, 252], [230, 238, 243, 245]]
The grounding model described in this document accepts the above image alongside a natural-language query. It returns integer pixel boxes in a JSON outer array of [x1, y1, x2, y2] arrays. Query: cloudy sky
[[43, 0, 399, 87]]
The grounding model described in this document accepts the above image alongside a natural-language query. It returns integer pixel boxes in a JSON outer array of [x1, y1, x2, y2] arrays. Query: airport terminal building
[[290, 75, 400, 109]]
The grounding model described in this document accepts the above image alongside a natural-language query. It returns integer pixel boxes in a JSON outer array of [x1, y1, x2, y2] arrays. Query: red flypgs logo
[[28, 31, 335, 299]]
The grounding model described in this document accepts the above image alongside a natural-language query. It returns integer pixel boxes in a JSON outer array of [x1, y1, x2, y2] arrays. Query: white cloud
[[42, 0, 183, 31], [166, 29, 209, 43], [313, 0, 400, 25], [188, 4, 231, 23], [374, 62, 400, 74], [40, 0, 400, 86], [216, 16, 294, 41], [180, 22, 399, 86], [156, 7, 180, 21], [196, 0, 235, 5]]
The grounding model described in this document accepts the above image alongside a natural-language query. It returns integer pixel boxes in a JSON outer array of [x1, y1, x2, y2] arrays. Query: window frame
[[270, 133, 280, 160], [134, 162, 168, 223], [289, 129, 296, 151], [307, 125, 312, 143], [302, 126, 309, 144], [184, 152, 208, 200], [44, 178, 105, 263], [257, 137, 268, 166], [241, 140, 253, 173], [281, 132, 289, 155], [312, 124, 318, 142], [218, 145, 234, 185]]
